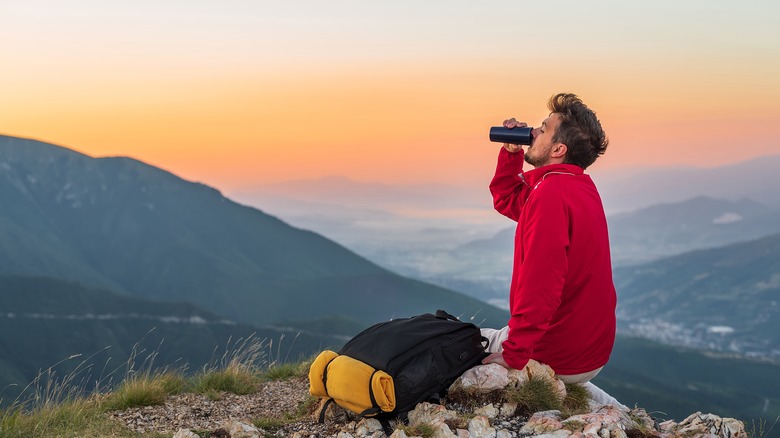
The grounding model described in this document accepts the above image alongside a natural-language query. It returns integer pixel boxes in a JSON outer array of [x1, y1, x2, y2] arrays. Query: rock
[[474, 403, 499, 419], [563, 405, 632, 436], [627, 408, 656, 432], [506, 367, 529, 387], [355, 418, 383, 436], [223, 419, 262, 437], [521, 410, 564, 434], [388, 430, 409, 438], [454, 363, 509, 391], [533, 430, 572, 438], [609, 429, 628, 438], [722, 417, 748, 437], [673, 412, 747, 438], [172, 429, 199, 438], [500, 402, 518, 417], [496, 430, 513, 438], [525, 359, 556, 381], [468, 415, 496, 438], [407, 402, 459, 428], [432, 423, 457, 438]]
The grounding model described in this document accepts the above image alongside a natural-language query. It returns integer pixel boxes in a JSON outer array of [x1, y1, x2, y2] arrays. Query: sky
[[2, 0, 780, 192]]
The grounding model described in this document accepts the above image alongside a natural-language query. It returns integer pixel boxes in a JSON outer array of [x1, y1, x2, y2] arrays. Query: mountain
[[613, 232, 780, 360], [0, 134, 508, 330], [607, 196, 780, 266], [593, 154, 780, 214], [0, 275, 343, 402]]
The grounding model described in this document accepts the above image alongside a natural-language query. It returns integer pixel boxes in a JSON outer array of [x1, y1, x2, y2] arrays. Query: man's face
[[525, 113, 562, 168]]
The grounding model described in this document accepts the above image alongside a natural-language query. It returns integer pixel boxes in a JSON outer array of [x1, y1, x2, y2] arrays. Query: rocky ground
[[109, 364, 749, 438], [110, 376, 337, 436]]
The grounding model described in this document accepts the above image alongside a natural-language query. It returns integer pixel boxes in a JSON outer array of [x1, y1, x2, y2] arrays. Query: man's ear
[[551, 143, 567, 159]]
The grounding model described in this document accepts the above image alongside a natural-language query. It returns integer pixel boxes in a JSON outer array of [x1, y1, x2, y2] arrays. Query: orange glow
[[3, 56, 780, 191]]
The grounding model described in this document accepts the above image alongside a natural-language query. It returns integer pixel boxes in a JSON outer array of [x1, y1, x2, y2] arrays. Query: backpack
[[308, 310, 488, 429]]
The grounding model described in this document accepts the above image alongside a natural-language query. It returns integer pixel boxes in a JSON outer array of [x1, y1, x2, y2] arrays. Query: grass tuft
[[561, 383, 591, 417], [398, 422, 437, 438], [503, 376, 562, 416], [0, 398, 157, 438], [102, 376, 168, 411], [262, 360, 311, 381], [562, 419, 587, 432], [192, 366, 259, 396], [0, 334, 272, 437]]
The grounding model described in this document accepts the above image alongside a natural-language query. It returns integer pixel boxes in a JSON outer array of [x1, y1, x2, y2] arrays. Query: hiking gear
[[309, 310, 488, 424]]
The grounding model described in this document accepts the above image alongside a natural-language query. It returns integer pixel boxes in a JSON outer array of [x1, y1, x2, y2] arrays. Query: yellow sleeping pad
[[309, 350, 396, 415]]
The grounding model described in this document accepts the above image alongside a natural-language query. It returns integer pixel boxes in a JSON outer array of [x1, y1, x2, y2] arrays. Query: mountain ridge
[[0, 134, 509, 330]]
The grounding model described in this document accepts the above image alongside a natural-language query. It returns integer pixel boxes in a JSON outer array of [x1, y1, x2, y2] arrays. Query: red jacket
[[489, 148, 616, 375]]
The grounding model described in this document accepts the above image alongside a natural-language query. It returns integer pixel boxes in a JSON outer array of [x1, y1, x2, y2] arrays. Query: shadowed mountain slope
[[0, 135, 507, 329], [0, 275, 344, 400]]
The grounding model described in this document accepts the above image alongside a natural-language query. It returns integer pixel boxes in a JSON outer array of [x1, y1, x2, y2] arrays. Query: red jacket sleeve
[[502, 187, 570, 370], [489, 148, 530, 222]]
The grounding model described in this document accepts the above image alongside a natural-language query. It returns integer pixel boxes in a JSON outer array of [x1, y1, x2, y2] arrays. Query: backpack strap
[[358, 369, 382, 417], [316, 354, 337, 423], [379, 418, 394, 436], [318, 398, 336, 423]]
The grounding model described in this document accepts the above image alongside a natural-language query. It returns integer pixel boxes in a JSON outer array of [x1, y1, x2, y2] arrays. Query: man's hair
[[548, 93, 608, 169]]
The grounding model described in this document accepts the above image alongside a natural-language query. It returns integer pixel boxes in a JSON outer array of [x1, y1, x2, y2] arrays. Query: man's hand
[[482, 351, 510, 368], [502, 118, 527, 153]]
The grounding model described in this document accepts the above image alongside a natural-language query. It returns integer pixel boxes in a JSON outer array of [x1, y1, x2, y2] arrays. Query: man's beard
[[524, 148, 547, 167]]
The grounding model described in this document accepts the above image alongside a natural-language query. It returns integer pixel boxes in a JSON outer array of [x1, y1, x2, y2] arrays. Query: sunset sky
[[2, 1, 779, 192]]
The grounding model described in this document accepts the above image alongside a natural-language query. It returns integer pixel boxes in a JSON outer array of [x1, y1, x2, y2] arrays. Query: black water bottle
[[489, 126, 533, 145]]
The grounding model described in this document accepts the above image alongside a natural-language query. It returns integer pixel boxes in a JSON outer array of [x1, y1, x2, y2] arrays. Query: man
[[481, 93, 623, 408]]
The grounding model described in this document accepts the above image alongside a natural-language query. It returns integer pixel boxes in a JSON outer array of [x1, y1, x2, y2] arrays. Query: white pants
[[481, 326, 628, 410]]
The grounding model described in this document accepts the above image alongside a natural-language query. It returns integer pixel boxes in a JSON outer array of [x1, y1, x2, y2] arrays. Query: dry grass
[[0, 334, 272, 437]]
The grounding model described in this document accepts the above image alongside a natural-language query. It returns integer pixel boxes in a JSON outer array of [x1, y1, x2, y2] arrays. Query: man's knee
[[480, 326, 509, 353]]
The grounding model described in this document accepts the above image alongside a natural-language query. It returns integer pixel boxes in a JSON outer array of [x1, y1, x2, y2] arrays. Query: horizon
[[2, 1, 779, 192], [3, 132, 780, 195]]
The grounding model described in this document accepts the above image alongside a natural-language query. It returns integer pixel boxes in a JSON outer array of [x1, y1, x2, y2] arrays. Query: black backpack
[[309, 310, 488, 430]]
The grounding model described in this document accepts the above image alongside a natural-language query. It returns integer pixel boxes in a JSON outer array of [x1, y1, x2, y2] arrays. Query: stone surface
[[473, 403, 499, 419], [172, 429, 199, 438], [521, 410, 564, 435], [454, 363, 509, 391], [468, 415, 497, 438], [407, 402, 459, 428], [672, 411, 748, 438], [224, 419, 262, 438], [355, 418, 383, 436]]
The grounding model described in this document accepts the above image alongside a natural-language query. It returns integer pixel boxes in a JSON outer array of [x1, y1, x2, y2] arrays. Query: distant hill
[[594, 154, 780, 214], [0, 275, 343, 401], [608, 196, 780, 266], [614, 232, 780, 360], [0, 134, 508, 330]]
